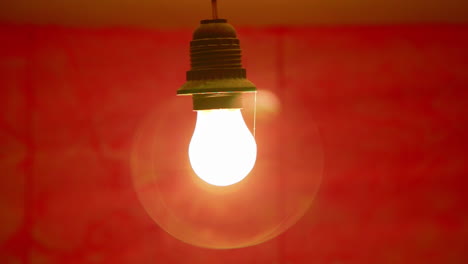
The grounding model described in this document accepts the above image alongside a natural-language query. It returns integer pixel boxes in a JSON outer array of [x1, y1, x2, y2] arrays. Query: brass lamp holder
[[177, 1, 256, 110]]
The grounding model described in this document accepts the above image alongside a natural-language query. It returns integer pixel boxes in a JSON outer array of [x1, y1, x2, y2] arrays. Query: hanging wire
[[211, 0, 218, 19], [253, 91, 257, 138]]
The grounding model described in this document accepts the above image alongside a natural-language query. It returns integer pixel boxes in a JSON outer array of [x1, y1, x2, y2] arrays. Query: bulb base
[[192, 93, 242, 111], [177, 19, 256, 110]]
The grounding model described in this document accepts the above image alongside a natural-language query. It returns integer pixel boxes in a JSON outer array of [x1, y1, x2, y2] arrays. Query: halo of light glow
[[131, 94, 323, 249]]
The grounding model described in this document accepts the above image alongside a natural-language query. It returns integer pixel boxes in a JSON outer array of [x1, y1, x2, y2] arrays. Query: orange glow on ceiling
[[0, 0, 467, 28]]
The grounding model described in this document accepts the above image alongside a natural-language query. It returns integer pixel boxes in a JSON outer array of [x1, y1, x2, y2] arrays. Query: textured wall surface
[[0, 25, 467, 263]]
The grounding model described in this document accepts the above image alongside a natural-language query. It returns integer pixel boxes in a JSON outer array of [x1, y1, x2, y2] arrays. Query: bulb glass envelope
[[189, 109, 257, 186]]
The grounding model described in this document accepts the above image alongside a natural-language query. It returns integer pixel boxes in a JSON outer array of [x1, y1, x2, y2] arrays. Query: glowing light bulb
[[189, 109, 257, 186]]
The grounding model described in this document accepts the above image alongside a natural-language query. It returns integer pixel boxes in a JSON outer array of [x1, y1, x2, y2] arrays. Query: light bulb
[[189, 109, 257, 186]]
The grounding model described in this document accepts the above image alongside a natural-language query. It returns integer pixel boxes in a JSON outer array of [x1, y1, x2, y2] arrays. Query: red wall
[[0, 25, 467, 263]]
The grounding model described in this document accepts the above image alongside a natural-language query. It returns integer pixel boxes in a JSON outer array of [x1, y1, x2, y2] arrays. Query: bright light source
[[189, 109, 257, 186]]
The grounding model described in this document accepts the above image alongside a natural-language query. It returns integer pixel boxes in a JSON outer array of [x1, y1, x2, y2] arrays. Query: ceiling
[[0, 0, 467, 28]]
